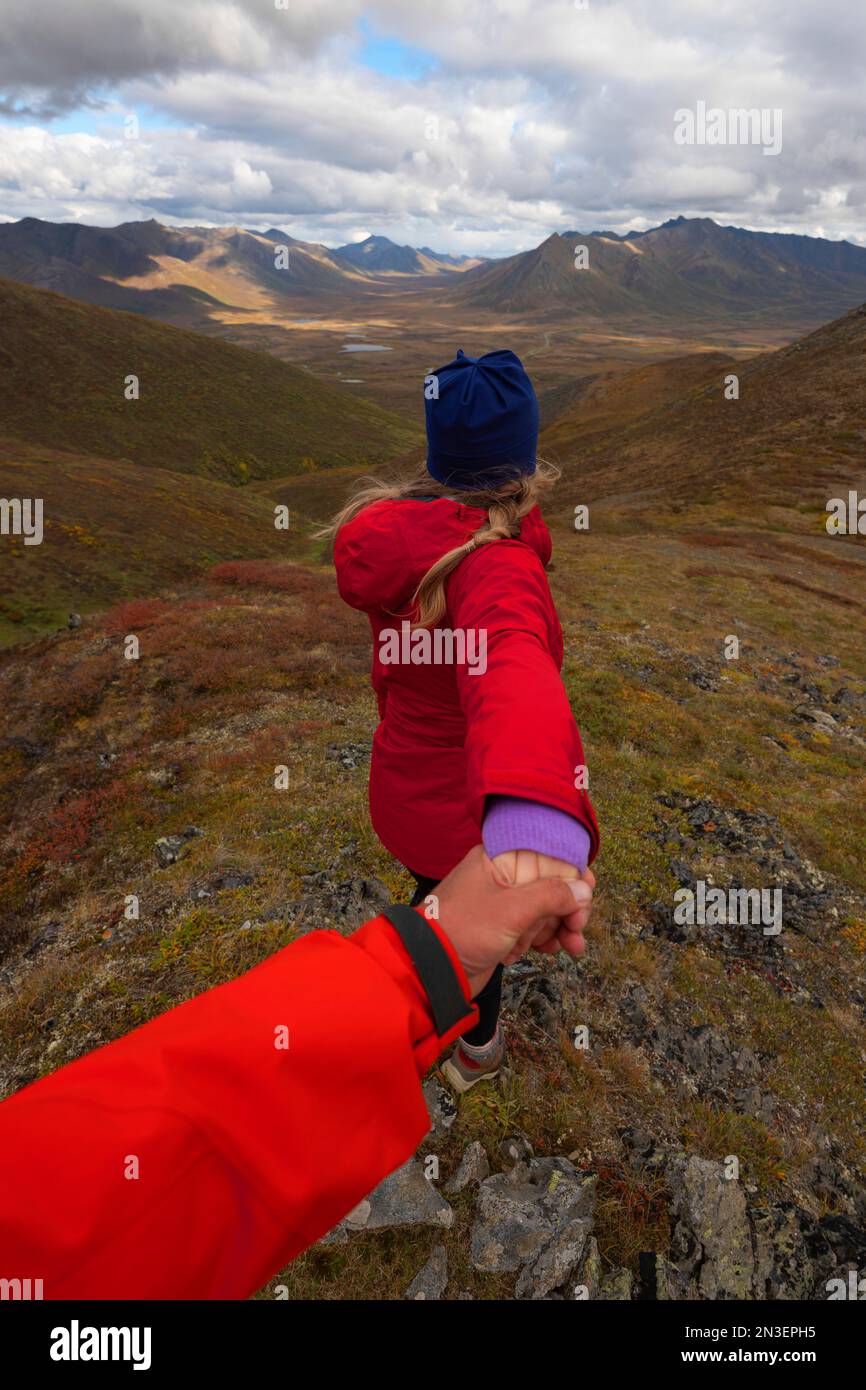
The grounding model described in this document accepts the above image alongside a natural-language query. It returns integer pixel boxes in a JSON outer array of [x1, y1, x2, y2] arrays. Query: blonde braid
[[318, 459, 560, 630], [410, 473, 548, 628]]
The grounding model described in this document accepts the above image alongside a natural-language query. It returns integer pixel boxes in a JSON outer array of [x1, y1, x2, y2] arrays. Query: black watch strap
[[382, 903, 471, 1036]]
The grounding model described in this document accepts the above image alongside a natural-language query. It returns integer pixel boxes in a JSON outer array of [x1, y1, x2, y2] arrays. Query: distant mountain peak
[[333, 233, 469, 274], [561, 228, 628, 241]]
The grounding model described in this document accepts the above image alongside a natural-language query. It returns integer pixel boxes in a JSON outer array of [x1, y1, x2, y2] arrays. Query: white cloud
[[0, 0, 364, 111], [0, 0, 862, 253], [231, 159, 273, 201]]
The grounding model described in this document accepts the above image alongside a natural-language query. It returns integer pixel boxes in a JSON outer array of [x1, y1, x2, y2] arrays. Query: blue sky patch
[[355, 17, 437, 80]]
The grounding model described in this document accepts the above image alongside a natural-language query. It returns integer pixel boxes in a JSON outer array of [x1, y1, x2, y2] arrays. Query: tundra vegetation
[[0, 266, 864, 1301]]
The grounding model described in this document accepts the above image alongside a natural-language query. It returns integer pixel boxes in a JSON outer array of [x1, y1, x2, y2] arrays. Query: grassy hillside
[[0, 277, 420, 483], [0, 436, 312, 645], [540, 300, 866, 505], [538, 351, 735, 449]]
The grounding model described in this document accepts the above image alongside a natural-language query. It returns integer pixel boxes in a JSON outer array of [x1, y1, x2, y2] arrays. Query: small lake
[[341, 343, 393, 353]]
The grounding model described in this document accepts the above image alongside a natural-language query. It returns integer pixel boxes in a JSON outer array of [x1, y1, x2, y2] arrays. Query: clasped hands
[[433, 846, 596, 997]]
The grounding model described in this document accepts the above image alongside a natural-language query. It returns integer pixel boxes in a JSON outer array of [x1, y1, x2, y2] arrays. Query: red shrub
[[208, 560, 315, 592], [33, 778, 133, 865], [36, 649, 117, 720], [100, 598, 174, 634]]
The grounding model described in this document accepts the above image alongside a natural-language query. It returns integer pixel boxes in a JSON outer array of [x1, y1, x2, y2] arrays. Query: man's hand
[[432, 846, 594, 996]]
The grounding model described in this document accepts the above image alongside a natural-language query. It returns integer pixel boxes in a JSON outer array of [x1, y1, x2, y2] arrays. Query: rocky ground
[[263, 835, 866, 1301], [2, 486, 865, 1300]]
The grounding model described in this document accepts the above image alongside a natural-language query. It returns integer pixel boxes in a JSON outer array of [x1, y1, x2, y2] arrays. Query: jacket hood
[[334, 497, 552, 614]]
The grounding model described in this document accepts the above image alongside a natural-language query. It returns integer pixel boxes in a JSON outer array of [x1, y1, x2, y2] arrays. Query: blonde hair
[[318, 459, 559, 628]]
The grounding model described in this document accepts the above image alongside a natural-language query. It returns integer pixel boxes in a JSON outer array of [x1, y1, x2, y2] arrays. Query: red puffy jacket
[[334, 498, 599, 879]]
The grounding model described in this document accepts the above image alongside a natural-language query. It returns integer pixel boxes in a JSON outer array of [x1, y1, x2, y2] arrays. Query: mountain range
[[0, 219, 478, 321], [449, 217, 866, 325], [2, 216, 865, 333], [0, 218, 363, 319]]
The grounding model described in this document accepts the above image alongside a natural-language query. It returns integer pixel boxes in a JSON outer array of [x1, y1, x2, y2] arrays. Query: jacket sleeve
[[0, 915, 476, 1301], [448, 541, 599, 861]]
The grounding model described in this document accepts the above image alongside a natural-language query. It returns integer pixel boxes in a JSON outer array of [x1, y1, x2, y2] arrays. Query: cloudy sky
[[0, 0, 863, 256]]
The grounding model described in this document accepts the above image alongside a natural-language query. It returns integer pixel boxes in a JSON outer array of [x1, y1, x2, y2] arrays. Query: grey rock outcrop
[[321, 1158, 453, 1244], [470, 1156, 596, 1299], [445, 1141, 490, 1194], [405, 1245, 448, 1300], [655, 1155, 755, 1299], [423, 1078, 458, 1141], [291, 865, 392, 932]]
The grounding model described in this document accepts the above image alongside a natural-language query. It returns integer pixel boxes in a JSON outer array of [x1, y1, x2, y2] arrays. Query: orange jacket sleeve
[[0, 915, 476, 1300]]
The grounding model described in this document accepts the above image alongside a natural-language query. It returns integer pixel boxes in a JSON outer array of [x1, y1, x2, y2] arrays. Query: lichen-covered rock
[[154, 825, 204, 867], [651, 792, 860, 950], [291, 865, 392, 932], [325, 741, 371, 770], [345, 1199, 372, 1230], [569, 1235, 602, 1299], [470, 1156, 596, 1297], [645, 1022, 773, 1120], [516, 1215, 593, 1299], [621, 1127, 668, 1173], [657, 1155, 754, 1299], [805, 1212, 866, 1296], [499, 1134, 534, 1169], [445, 1141, 490, 1194], [423, 1078, 458, 1141], [597, 1267, 634, 1300], [501, 952, 585, 1033], [671, 1024, 761, 1086], [751, 1205, 814, 1299], [361, 1158, 453, 1231], [471, 1176, 550, 1274], [187, 867, 254, 900]]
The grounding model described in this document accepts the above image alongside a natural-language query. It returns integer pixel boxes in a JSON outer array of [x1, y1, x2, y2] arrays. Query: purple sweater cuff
[[482, 796, 591, 872]]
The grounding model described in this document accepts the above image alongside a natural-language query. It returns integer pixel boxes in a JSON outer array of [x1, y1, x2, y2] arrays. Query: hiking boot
[[441, 1028, 506, 1094]]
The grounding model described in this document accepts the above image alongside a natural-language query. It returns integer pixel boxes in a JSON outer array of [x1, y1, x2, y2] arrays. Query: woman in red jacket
[[330, 348, 599, 1091]]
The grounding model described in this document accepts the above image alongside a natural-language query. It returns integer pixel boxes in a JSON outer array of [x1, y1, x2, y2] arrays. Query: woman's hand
[[490, 851, 595, 963], [434, 847, 594, 995]]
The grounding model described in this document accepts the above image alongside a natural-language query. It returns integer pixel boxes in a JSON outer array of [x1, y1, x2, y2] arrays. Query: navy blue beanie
[[424, 348, 539, 489]]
